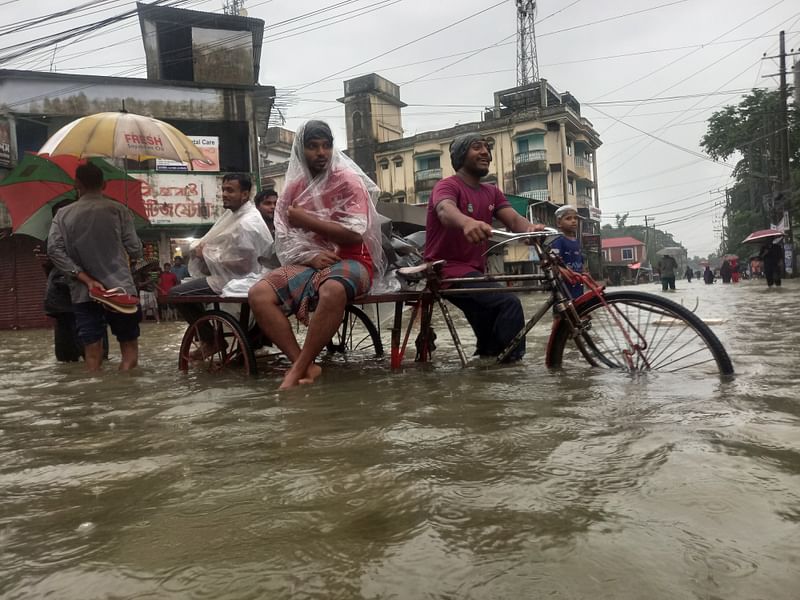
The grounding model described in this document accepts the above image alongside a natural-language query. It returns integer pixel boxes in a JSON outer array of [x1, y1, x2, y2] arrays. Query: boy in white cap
[[550, 205, 585, 298]]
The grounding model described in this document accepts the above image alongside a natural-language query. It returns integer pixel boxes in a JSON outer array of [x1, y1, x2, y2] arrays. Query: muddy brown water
[[1, 280, 799, 599]]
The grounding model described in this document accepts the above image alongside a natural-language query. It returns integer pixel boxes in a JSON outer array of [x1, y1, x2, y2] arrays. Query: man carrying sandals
[[47, 162, 144, 372], [424, 132, 543, 362]]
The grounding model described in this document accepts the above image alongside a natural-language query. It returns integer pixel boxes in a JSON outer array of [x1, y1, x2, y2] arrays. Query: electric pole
[[516, 1, 540, 85], [778, 31, 795, 275]]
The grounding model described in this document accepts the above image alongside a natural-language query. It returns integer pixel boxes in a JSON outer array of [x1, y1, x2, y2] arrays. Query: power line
[[289, 0, 512, 92]]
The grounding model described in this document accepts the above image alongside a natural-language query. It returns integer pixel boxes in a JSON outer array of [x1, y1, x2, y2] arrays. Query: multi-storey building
[[338, 73, 603, 273]]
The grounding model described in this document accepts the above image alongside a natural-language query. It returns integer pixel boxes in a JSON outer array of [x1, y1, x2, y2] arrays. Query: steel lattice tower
[[222, 0, 245, 15], [516, 0, 540, 85]]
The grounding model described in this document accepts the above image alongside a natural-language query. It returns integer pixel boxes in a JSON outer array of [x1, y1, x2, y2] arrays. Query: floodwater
[[1, 279, 799, 599]]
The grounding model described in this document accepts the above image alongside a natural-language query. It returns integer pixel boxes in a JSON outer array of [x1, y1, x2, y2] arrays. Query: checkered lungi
[[263, 259, 371, 324]]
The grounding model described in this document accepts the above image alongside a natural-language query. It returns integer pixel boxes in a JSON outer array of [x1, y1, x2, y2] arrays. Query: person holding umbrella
[[759, 242, 783, 287], [47, 162, 144, 372]]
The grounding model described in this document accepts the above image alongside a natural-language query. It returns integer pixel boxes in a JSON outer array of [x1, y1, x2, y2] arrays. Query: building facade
[[341, 74, 603, 274], [601, 236, 648, 285], [0, 3, 274, 328]]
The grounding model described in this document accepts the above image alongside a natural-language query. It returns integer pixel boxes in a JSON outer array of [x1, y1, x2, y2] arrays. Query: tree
[[700, 88, 799, 259]]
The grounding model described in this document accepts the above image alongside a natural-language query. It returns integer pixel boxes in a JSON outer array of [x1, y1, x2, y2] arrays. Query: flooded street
[[1, 280, 799, 599]]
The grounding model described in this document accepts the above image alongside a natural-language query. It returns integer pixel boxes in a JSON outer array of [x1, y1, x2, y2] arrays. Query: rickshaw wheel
[[178, 310, 257, 375]]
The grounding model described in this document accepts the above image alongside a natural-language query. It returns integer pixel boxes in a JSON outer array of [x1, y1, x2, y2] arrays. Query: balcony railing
[[519, 189, 549, 202], [514, 149, 547, 164], [577, 193, 593, 207], [414, 168, 442, 182]]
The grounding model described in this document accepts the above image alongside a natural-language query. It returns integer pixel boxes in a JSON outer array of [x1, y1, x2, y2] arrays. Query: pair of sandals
[[90, 287, 139, 314]]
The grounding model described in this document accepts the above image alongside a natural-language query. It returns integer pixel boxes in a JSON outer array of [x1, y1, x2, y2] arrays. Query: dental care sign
[[156, 135, 220, 172], [132, 172, 224, 225]]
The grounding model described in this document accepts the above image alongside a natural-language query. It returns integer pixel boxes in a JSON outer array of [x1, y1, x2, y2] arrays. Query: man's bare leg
[[279, 280, 347, 389], [83, 340, 104, 372], [119, 340, 138, 371], [249, 281, 317, 378]]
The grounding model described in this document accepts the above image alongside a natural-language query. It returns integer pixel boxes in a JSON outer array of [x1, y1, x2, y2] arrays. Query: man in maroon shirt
[[425, 132, 542, 362]]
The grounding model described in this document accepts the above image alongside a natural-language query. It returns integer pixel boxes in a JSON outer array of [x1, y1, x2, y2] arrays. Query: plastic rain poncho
[[274, 121, 388, 291], [188, 200, 274, 295]]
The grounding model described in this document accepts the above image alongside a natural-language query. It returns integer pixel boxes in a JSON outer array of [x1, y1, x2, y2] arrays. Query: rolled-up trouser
[[169, 277, 216, 342], [445, 271, 525, 362]]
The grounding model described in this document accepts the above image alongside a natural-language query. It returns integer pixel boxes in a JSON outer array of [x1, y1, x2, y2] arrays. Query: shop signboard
[[784, 243, 793, 275], [583, 234, 601, 253], [156, 135, 220, 172], [0, 118, 12, 167], [132, 172, 224, 225]]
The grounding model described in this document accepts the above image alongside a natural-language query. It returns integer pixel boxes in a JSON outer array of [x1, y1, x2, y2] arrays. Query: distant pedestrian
[[684, 265, 693, 283], [759, 242, 782, 287], [703, 266, 714, 284], [657, 254, 678, 291], [720, 260, 732, 284], [171, 255, 189, 282], [157, 262, 179, 296], [730, 257, 740, 283]]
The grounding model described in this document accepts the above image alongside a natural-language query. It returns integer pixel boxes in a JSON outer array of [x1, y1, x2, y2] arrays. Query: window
[[352, 111, 363, 136], [621, 248, 634, 261], [378, 158, 389, 170], [567, 141, 573, 156], [568, 179, 574, 195], [416, 191, 431, 205], [516, 134, 544, 154], [392, 155, 403, 168], [416, 155, 440, 171]]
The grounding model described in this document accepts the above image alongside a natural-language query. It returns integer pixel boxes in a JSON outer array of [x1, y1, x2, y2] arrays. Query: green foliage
[[701, 88, 799, 257]]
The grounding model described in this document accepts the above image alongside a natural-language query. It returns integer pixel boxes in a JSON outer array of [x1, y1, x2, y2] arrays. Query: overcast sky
[[2, 0, 798, 256]]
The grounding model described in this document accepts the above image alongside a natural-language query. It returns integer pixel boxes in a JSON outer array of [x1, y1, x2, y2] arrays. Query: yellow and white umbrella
[[39, 111, 207, 164]]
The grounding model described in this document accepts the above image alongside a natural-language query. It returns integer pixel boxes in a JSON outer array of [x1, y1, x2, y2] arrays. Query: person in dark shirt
[[47, 162, 143, 371], [760, 242, 783, 287]]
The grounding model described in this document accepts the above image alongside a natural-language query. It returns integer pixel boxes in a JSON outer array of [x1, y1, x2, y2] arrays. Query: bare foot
[[301, 363, 322, 383], [279, 363, 322, 389]]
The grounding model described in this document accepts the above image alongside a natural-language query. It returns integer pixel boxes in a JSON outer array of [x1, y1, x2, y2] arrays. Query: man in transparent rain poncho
[[248, 120, 387, 389], [170, 173, 274, 358]]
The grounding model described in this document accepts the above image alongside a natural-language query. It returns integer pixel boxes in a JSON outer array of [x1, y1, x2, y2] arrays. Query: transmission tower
[[516, 0, 540, 85], [222, 0, 245, 15]]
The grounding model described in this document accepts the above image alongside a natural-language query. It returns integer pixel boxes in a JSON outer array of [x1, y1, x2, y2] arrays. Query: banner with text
[[0, 118, 12, 167], [156, 135, 220, 172], [132, 172, 224, 225]]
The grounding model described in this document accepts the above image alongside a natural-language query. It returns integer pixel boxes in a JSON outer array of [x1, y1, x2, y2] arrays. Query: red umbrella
[[0, 153, 147, 239], [742, 229, 784, 244]]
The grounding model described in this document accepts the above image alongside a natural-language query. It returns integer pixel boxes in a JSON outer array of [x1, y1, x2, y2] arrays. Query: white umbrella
[[39, 111, 207, 164], [657, 246, 684, 256]]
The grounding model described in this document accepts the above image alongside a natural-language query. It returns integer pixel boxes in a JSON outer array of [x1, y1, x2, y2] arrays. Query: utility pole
[[778, 31, 795, 275], [762, 31, 798, 275]]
